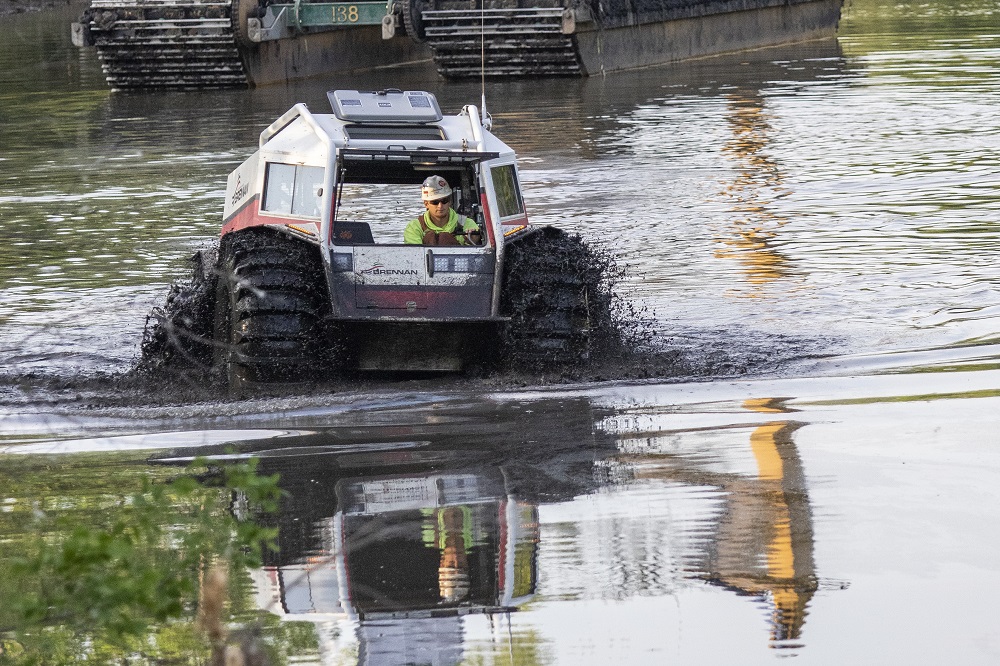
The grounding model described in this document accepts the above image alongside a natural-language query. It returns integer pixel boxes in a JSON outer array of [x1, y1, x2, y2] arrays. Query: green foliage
[[0, 457, 284, 664]]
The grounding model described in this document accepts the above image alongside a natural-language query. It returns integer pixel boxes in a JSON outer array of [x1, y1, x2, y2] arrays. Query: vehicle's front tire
[[214, 228, 330, 391], [500, 226, 608, 368]]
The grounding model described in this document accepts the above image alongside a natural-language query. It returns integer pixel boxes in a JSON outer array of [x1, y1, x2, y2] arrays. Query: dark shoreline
[[0, 0, 76, 16]]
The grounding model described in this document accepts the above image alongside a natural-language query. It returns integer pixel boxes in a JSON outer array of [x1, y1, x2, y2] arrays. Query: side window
[[262, 163, 324, 218], [263, 163, 295, 213], [490, 164, 524, 220]]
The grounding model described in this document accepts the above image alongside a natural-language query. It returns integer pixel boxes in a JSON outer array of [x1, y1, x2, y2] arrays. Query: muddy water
[[2, 0, 1000, 662]]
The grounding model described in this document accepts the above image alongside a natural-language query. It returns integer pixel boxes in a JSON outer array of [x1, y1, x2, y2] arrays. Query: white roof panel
[[328, 89, 443, 123]]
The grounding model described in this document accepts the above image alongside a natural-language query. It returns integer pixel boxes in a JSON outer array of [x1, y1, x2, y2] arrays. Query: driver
[[403, 175, 482, 246]]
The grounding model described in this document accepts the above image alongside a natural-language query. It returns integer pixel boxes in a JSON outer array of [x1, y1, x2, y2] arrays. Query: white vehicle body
[[223, 90, 529, 320]]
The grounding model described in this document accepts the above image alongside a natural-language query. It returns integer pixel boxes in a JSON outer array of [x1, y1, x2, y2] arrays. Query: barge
[[72, 0, 842, 87]]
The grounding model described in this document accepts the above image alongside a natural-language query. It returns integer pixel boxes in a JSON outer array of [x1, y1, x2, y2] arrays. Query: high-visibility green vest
[[404, 209, 480, 245]]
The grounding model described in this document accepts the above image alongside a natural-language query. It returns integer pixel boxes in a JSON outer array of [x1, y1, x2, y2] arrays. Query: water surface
[[1, 0, 999, 662]]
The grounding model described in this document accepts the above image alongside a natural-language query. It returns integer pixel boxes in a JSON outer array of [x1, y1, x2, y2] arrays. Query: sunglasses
[[427, 198, 451, 206]]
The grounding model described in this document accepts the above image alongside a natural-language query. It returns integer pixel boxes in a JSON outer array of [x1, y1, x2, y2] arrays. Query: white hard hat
[[421, 175, 453, 201]]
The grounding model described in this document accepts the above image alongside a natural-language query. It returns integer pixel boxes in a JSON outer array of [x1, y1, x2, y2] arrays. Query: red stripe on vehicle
[[356, 286, 492, 318], [221, 195, 263, 236]]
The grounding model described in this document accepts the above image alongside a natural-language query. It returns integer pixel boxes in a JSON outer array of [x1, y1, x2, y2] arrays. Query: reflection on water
[[256, 467, 539, 663], [716, 91, 793, 291], [147, 394, 822, 661], [8, 368, 1000, 661], [597, 398, 817, 650], [710, 420, 814, 645], [2, 1, 1000, 660]]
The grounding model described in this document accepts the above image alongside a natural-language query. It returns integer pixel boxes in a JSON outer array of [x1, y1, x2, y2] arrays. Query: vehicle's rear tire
[[214, 229, 330, 391], [500, 226, 609, 368]]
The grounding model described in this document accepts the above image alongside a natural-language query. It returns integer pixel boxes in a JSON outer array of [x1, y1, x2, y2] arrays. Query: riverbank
[[0, 0, 76, 16]]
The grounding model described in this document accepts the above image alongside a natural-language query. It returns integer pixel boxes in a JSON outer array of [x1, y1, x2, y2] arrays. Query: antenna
[[480, 0, 491, 130]]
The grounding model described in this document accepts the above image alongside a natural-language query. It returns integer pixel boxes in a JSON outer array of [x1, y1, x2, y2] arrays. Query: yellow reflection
[[716, 92, 794, 291], [743, 396, 795, 414], [750, 422, 787, 481], [720, 420, 815, 644], [612, 411, 816, 645]]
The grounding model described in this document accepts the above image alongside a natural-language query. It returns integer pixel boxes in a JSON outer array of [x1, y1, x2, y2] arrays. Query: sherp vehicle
[[193, 88, 614, 385]]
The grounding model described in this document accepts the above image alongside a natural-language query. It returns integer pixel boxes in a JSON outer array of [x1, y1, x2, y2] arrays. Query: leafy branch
[[0, 457, 284, 664]]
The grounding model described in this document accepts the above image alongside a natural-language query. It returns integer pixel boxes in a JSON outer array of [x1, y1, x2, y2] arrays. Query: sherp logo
[[359, 264, 419, 277], [231, 173, 250, 206]]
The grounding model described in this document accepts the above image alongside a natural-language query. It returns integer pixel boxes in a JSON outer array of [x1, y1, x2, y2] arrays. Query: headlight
[[331, 252, 353, 272], [432, 255, 490, 273]]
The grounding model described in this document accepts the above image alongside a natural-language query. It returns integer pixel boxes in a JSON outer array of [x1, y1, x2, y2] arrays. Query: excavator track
[[81, 0, 248, 88], [421, 8, 582, 78]]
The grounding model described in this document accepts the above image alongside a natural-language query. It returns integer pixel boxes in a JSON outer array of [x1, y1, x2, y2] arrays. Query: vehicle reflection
[[253, 466, 538, 664], [198, 397, 612, 664], [155, 395, 820, 658], [706, 418, 815, 644]]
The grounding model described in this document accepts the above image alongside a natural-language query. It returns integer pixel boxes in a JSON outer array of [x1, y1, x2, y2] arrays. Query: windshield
[[334, 182, 426, 244], [332, 160, 486, 247]]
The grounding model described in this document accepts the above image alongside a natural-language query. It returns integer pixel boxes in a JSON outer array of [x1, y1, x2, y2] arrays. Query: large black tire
[[500, 226, 617, 368], [214, 229, 330, 390]]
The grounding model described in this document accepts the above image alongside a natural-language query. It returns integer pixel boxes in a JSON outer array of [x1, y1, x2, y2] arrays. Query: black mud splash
[[494, 226, 826, 385], [499, 225, 648, 372], [0, 228, 832, 408], [136, 244, 219, 384], [135, 226, 652, 386]]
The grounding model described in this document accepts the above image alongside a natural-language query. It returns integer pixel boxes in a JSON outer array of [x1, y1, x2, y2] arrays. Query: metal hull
[[422, 0, 843, 78], [243, 25, 432, 87], [77, 0, 840, 87], [75, 0, 432, 89], [344, 321, 497, 372], [572, 0, 843, 76]]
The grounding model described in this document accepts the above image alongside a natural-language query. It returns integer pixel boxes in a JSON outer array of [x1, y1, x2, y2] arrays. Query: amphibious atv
[[144, 89, 618, 387]]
